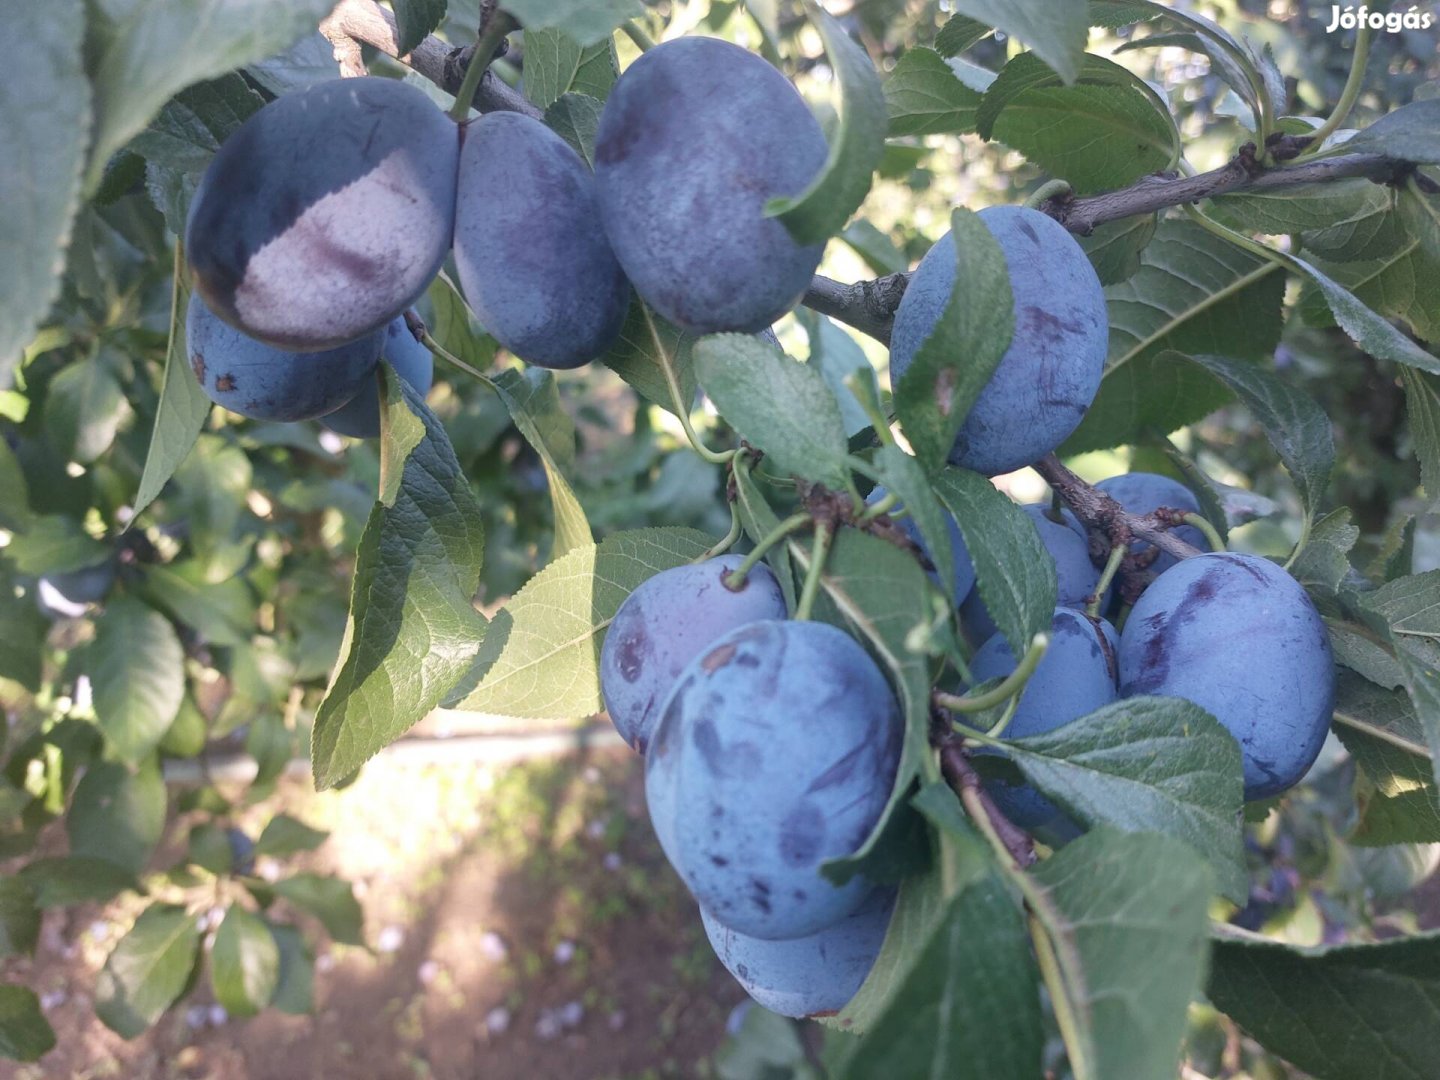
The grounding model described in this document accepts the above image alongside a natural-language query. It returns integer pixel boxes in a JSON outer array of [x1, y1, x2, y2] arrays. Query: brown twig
[[937, 733, 1036, 868]]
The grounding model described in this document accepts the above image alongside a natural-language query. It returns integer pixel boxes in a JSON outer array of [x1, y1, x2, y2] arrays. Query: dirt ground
[[6, 743, 745, 1080]]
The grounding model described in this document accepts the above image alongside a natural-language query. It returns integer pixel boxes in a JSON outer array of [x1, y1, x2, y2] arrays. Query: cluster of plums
[[600, 557, 902, 1018], [181, 36, 840, 434]]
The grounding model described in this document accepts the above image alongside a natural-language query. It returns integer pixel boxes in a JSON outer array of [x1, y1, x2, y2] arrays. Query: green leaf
[[545, 93, 605, 166], [871, 446, 953, 601], [140, 562, 255, 647], [254, 814, 329, 858], [833, 874, 1040, 1078], [1212, 179, 1391, 235], [0, 985, 55, 1062], [392, 0, 447, 55], [600, 301, 698, 419], [802, 313, 875, 438], [212, 906, 280, 1018], [1185, 353, 1334, 516], [503, 0, 644, 46], [1076, 213, 1157, 286], [524, 30, 615, 110], [1402, 367, 1440, 499], [0, 0, 88, 389], [732, 460, 797, 612], [95, 903, 202, 1039], [1209, 929, 1440, 1080], [839, 219, 908, 276], [132, 274, 210, 521], [1063, 219, 1286, 454], [792, 529, 936, 884], [272, 874, 364, 946], [487, 368, 593, 558], [67, 759, 167, 875], [20, 856, 141, 908], [44, 358, 131, 465], [766, 2, 887, 245], [978, 53, 1178, 192], [1290, 508, 1360, 595], [934, 15, 992, 56], [694, 334, 851, 488], [883, 47, 990, 136], [82, 0, 337, 193], [425, 272, 497, 375], [310, 372, 487, 790], [267, 923, 314, 1015], [91, 598, 186, 763], [0, 878, 39, 959], [951, 0, 1088, 84], [1030, 829, 1212, 1080], [2, 514, 109, 576], [892, 209, 1014, 470], [1340, 99, 1440, 165], [932, 467, 1056, 657], [1334, 674, 1440, 846], [454, 528, 714, 719], [0, 570, 47, 692], [187, 823, 233, 874], [1288, 249, 1440, 375], [1002, 696, 1246, 902]]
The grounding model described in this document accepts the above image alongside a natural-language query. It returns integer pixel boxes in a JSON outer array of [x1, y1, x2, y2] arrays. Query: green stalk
[[935, 633, 1049, 714], [1025, 179, 1073, 209], [1183, 513, 1226, 554], [1086, 545, 1126, 620], [1297, 23, 1372, 159], [448, 12, 518, 122], [645, 306, 735, 465], [620, 19, 657, 51], [723, 512, 811, 590], [794, 522, 833, 621]]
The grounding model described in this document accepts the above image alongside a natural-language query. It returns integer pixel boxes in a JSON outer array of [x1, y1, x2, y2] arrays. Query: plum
[[321, 316, 435, 439], [889, 206, 1107, 476], [646, 620, 901, 939], [1118, 552, 1335, 799], [36, 561, 115, 619], [600, 555, 787, 754], [594, 37, 827, 334], [865, 486, 976, 606], [969, 607, 1118, 836], [454, 112, 631, 369], [962, 504, 1100, 646], [701, 887, 895, 1018], [185, 294, 381, 422], [226, 828, 256, 877], [186, 77, 457, 351], [1096, 472, 1212, 577]]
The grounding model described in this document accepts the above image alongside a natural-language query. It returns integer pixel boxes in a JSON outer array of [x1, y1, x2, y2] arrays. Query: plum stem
[[1295, 23, 1372, 162], [794, 521, 833, 621], [934, 633, 1049, 715], [1087, 545, 1125, 619], [620, 19, 657, 51], [723, 511, 810, 592], [938, 738, 1035, 868], [856, 490, 898, 523], [1024, 179, 1072, 210], [1183, 512, 1226, 554], [448, 10, 518, 122], [699, 497, 744, 563], [1034, 453, 1205, 563]]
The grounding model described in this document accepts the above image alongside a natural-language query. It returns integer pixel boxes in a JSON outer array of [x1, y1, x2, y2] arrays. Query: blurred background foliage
[[2, 1, 1438, 1077]]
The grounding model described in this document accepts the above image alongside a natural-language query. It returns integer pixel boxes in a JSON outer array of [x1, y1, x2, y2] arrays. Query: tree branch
[[937, 734, 1036, 868], [322, 0, 541, 118]]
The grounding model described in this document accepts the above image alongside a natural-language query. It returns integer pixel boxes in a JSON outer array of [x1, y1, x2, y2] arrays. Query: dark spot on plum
[[190, 352, 206, 381], [735, 653, 761, 669], [702, 642, 738, 672], [806, 744, 865, 792], [1022, 304, 1082, 340], [779, 803, 825, 866], [216, 373, 237, 392], [749, 877, 772, 913], [616, 628, 647, 682], [692, 717, 726, 774], [710, 855, 729, 867], [1017, 218, 1039, 244]]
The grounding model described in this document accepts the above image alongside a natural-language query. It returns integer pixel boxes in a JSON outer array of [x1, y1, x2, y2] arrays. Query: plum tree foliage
[[4, 0, 1440, 1076]]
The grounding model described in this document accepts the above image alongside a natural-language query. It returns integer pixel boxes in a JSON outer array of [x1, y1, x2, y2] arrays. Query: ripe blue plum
[[186, 77, 457, 351], [321, 317, 435, 439], [701, 887, 895, 1018], [646, 620, 901, 939], [36, 562, 115, 619], [1118, 552, 1335, 799], [970, 607, 1118, 836], [962, 504, 1100, 646], [594, 37, 827, 334], [1096, 472, 1211, 577], [454, 113, 631, 369], [600, 556, 787, 754], [865, 486, 975, 606], [889, 207, 1108, 476], [185, 294, 381, 422], [226, 829, 256, 877]]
